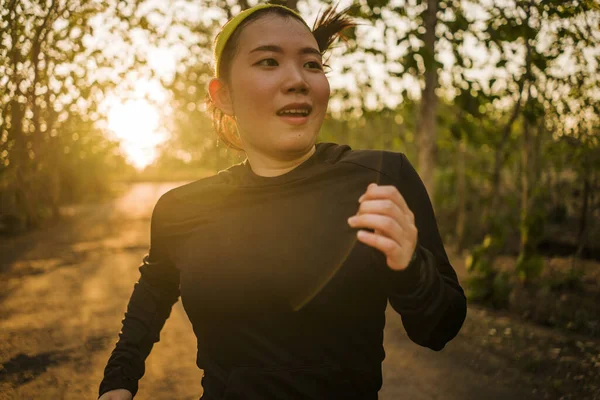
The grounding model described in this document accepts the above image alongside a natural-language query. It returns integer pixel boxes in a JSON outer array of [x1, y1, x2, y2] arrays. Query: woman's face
[[225, 14, 330, 160]]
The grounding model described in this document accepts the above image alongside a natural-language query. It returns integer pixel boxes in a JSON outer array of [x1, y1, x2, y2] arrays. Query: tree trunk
[[485, 78, 526, 228], [519, 117, 531, 256], [8, 1, 37, 229], [575, 172, 591, 258], [518, 3, 535, 260], [416, 0, 438, 205], [456, 135, 466, 250]]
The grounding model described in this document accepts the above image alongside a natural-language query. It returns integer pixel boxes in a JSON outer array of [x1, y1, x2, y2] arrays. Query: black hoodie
[[98, 142, 467, 399]]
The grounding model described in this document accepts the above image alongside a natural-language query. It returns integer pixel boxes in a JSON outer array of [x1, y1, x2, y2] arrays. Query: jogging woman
[[98, 3, 467, 399]]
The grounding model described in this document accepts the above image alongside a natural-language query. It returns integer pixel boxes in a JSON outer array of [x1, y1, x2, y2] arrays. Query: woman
[[98, 3, 467, 400]]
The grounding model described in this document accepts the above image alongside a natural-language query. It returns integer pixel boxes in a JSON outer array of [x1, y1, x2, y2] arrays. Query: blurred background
[[0, 0, 598, 399]]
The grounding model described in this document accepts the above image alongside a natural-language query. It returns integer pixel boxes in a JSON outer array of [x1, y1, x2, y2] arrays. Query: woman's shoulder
[[158, 173, 223, 201], [332, 143, 409, 182], [151, 172, 232, 223]]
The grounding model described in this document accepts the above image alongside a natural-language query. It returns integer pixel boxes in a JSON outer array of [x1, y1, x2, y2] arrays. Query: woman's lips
[[278, 114, 310, 125]]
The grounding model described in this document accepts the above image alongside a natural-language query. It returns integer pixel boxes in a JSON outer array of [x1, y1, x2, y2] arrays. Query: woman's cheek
[[315, 76, 330, 105]]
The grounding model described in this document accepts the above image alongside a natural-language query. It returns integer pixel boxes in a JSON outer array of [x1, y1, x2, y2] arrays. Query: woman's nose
[[282, 66, 309, 94]]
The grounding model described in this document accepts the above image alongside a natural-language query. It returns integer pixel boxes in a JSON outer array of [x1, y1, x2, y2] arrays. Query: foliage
[[465, 233, 513, 309], [0, 0, 159, 231], [515, 253, 545, 286], [516, 197, 546, 285]]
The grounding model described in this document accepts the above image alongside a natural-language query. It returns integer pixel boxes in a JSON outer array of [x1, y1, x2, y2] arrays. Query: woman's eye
[[257, 58, 278, 67], [305, 61, 323, 70]]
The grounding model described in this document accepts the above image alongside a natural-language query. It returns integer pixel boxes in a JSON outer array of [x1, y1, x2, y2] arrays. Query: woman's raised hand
[[347, 183, 418, 271], [98, 389, 133, 400]]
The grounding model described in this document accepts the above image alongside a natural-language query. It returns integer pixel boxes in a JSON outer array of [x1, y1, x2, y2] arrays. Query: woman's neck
[[245, 145, 316, 177]]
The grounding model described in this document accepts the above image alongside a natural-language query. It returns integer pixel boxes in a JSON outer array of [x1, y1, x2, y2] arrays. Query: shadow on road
[[0, 351, 70, 385]]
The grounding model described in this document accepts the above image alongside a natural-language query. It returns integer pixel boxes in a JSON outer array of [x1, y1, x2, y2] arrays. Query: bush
[[515, 253, 545, 285], [466, 234, 513, 309]]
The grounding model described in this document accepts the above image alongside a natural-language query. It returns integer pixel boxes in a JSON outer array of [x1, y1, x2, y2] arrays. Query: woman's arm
[[98, 194, 181, 398], [381, 153, 467, 351]]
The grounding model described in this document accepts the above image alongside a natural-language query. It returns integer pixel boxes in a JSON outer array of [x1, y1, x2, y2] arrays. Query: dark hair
[[205, 3, 357, 152]]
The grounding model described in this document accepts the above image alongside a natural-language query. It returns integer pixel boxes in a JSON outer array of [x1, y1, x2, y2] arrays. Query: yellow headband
[[213, 4, 310, 78]]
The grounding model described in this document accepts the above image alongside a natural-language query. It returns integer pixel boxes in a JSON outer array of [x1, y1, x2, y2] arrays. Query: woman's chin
[[279, 135, 317, 149]]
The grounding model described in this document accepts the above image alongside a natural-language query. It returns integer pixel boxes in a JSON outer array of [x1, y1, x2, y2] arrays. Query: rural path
[[0, 183, 538, 399]]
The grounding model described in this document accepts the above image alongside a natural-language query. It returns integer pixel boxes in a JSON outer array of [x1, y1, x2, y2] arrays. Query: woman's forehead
[[237, 14, 317, 52]]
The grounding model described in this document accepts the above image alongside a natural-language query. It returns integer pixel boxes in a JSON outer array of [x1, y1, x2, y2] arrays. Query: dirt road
[[0, 183, 539, 399]]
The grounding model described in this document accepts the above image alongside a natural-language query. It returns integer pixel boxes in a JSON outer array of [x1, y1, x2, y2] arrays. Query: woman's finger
[[356, 198, 413, 232], [359, 184, 413, 219], [348, 213, 405, 245], [356, 229, 404, 259]]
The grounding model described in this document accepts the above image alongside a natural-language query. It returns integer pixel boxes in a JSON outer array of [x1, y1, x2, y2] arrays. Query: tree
[[0, 0, 158, 230]]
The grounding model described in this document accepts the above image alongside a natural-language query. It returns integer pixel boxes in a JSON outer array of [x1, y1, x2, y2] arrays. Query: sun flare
[[106, 99, 164, 169]]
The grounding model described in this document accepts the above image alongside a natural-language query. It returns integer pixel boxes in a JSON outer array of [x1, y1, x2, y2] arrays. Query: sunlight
[[148, 47, 178, 81], [106, 97, 165, 170], [104, 77, 171, 170]]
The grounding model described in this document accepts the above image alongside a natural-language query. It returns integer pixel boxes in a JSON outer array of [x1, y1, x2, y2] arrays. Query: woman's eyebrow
[[249, 44, 321, 57]]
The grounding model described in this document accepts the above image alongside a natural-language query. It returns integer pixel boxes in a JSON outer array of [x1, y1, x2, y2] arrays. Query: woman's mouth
[[278, 114, 310, 125], [276, 108, 311, 125]]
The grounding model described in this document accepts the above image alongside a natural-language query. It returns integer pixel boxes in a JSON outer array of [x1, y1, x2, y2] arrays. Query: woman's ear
[[208, 78, 234, 116]]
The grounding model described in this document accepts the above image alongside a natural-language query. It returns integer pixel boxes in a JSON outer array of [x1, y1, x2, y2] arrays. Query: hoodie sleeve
[[98, 194, 181, 398], [381, 153, 467, 351]]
